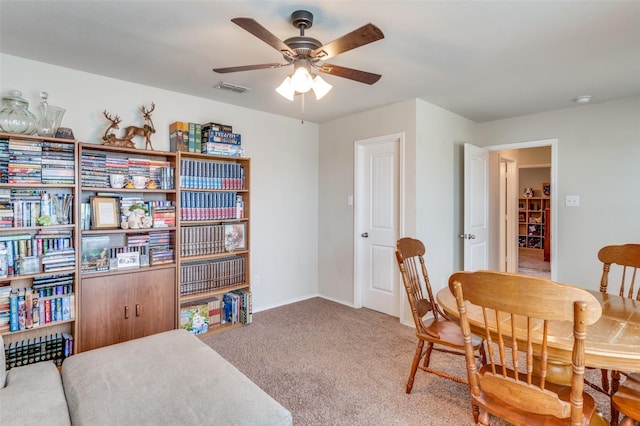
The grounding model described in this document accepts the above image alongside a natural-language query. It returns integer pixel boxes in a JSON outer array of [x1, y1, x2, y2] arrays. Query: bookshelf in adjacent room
[[77, 142, 178, 352], [518, 196, 550, 252], [0, 132, 78, 369], [177, 151, 251, 337]]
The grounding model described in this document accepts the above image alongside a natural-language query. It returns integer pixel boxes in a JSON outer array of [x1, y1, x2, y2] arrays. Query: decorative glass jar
[[36, 91, 66, 137], [0, 90, 38, 135]]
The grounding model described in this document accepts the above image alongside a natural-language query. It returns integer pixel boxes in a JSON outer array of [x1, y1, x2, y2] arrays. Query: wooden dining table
[[436, 286, 640, 373]]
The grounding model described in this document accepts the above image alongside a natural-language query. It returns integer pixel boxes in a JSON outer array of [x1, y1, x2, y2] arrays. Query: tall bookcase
[[2, 135, 252, 365], [77, 143, 178, 352], [0, 132, 79, 367], [518, 197, 550, 251], [177, 152, 251, 336]]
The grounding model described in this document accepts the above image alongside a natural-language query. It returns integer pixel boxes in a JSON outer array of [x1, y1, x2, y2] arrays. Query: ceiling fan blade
[[213, 63, 289, 73], [231, 17, 296, 57], [312, 23, 384, 60], [318, 64, 382, 85]]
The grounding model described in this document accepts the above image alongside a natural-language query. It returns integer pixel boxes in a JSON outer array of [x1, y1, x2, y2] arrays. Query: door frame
[[353, 132, 405, 311], [486, 138, 557, 280], [499, 157, 518, 272]]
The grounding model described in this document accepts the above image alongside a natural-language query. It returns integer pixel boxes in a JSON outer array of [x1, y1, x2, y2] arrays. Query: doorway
[[494, 142, 555, 280], [353, 133, 404, 317]]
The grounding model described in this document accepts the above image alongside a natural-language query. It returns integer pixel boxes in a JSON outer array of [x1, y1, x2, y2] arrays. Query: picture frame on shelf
[[90, 196, 119, 229], [224, 222, 246, 251], [542, 182, 550, 196]]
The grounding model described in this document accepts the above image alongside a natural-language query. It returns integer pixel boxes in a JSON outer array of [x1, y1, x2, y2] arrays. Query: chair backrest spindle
[[449, 270, 602, 425], [598, 244, 640, 300]]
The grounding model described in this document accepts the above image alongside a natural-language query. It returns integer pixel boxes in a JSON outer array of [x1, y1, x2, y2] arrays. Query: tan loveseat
[[1, 329, 292, 425]]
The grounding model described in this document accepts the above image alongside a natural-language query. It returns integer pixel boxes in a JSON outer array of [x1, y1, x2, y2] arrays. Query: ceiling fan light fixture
[[290, 65, 313, 93], [276, 76, 295, 101], [311, 74, 332, 100]]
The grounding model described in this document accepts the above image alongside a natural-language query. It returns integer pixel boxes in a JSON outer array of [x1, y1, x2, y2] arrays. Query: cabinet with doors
[[0, 132, 78, 366], [177, 152, 251, 336], [77, 142, 177, 352], [518, 197, 550, 251]]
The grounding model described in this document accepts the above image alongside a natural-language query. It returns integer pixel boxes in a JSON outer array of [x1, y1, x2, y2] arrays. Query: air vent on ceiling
[[214, 82, 251, 93]]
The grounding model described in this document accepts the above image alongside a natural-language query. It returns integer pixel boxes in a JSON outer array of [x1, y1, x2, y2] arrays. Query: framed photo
[[542, 182, 551, 196], [90, 196, 119, 229], [224, 222, 246, 251]]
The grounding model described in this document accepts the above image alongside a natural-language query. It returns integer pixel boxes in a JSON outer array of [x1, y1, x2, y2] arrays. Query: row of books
[[81, 233, 174, 272], [0, 189, 74, 228], [3, 332, 73, 370], [179, 224, 228, 257], [0, 233, 74, 277], [179, 255, 245, 296], [4, 285, 74, 332], [81, 152, 171, 189], [0, 139, 75, 185], [222, 289, 252, 325], [169, 121, 243, 157], [179, 289, 252, 335], [179, 158, 245, 190], [179, 191, 241, 221]]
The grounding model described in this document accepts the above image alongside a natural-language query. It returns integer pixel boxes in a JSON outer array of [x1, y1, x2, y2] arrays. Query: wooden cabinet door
[[79, 275, 133, 352], [131, 268, 176, 339]]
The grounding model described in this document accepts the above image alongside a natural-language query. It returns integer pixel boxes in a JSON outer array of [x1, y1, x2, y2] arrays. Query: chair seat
[[474, 366, 599, 426], [420, 317, 483, 349], [612, 373, 640, 422]]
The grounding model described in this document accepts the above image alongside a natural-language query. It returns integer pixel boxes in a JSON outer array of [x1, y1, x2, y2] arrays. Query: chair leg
[[423, 341, 434, 369], [406, 339, 424, 394], [601, 368, 610, 393], [610, 370, 621, 426]]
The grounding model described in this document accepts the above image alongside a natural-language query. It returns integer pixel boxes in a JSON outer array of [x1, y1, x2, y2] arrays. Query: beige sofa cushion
[[62, 329, 292, 426], [0, 360, 71, 425]]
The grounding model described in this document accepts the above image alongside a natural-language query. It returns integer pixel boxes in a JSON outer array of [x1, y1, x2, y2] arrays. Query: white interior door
[[499, 158, 518, 272], [355, 135, 401, 316], [463, 143, 489, 271]]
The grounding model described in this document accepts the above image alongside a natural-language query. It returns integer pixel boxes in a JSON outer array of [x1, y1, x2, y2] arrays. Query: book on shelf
[[81, 236, 110, 272], [169, 121, 189, 152], [179, 302, 209, 335]]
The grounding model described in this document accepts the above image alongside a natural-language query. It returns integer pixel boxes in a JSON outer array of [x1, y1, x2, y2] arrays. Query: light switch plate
[[565, 195, 580, 207]]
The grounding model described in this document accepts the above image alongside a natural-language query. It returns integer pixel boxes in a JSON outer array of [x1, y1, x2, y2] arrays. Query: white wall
[[477, 96, 640, 290], [0, 54, 320, 311], [318, 98, 476, 325], [415, 99, 477, 291], [317, 99, 417, 307]]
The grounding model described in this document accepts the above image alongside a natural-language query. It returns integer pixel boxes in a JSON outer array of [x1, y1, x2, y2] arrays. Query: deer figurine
[[102, 110, 135, 148], [122, 102, 156, 150]]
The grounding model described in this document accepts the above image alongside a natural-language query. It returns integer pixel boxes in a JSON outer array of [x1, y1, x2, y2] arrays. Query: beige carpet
[[203, 297, 611, 425], [518, 248, 551, 278]]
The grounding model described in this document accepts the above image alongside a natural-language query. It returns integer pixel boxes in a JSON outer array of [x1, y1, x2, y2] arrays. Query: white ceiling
[[1, 0, 639, 124]]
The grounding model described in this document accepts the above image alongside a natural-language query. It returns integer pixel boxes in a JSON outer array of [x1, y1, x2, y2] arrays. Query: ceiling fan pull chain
[[301, 92, 305, 124]]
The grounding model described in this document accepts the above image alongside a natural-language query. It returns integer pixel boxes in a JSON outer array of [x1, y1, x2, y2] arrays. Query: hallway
[[518, 248, 550, 279]]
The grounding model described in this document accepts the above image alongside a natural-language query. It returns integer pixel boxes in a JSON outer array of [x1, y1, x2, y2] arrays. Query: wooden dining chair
[[395, 238, 485, 393], [449, 270, 604, 426], [612, 373, 640, 425], [598, 243, 640, 425]]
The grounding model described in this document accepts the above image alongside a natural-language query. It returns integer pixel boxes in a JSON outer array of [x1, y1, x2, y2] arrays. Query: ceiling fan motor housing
[[290, 10, 314, 30]]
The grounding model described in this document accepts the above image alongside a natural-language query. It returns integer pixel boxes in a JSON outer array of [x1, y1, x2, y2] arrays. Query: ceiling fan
[[212, 10, 384, 100]]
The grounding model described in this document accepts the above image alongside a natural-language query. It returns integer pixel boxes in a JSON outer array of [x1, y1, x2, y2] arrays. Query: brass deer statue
[[102, 110, 135, 148], [122, 102, 156, 150]]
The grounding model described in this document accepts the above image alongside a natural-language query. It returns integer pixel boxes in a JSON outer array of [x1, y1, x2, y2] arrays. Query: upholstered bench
[[61, 329, 292, 425]]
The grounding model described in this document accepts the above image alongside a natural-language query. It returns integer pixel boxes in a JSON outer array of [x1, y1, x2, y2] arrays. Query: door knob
[[361, 232, 369, 238], [459, 234, 476, 239]]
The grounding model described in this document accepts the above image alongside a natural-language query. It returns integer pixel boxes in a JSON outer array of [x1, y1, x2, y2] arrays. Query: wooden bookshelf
[[0, 132, 78, 366], [176, 152, 251, 336]]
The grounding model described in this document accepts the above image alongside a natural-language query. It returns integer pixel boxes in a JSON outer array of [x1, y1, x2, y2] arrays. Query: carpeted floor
[[518, 248, 551, 278], [203, 297, 611, 426]]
